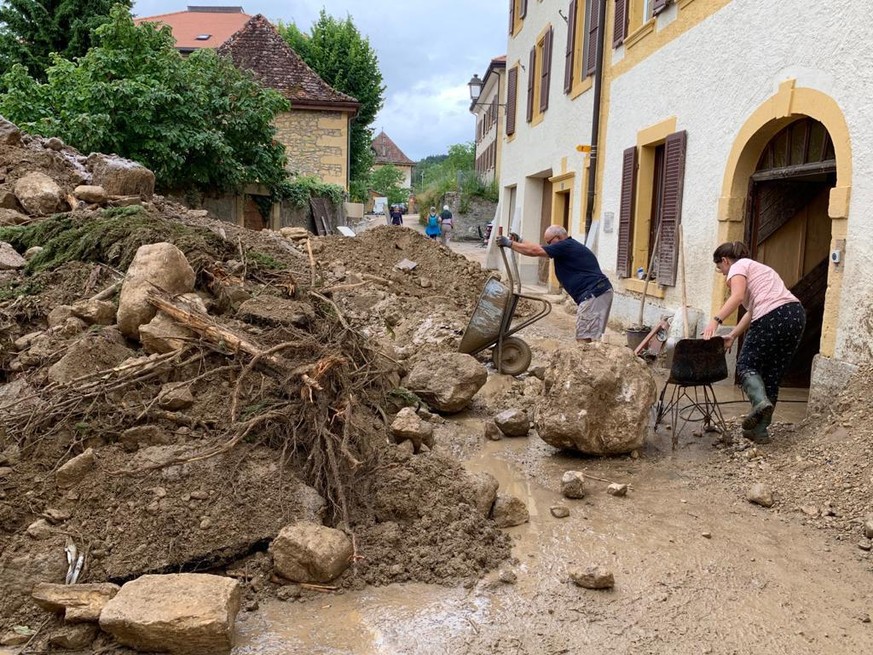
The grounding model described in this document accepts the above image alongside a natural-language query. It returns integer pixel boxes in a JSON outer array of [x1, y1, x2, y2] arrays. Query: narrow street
[[233, 230, 873, 654]]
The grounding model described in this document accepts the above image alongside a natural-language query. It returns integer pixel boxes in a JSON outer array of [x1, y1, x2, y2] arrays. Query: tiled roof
[[217, 15, 359, 111], [372, 131, 414, 166], [134, 6, 252, 51]]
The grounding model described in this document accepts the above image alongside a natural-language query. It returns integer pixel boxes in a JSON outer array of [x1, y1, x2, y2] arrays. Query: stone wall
[[444, 192, 497, 242], [274, 110, 349, 189]]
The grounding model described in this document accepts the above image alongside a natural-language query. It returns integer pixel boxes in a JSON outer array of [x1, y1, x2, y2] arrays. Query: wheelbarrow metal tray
[[459, 277, 513, 355]]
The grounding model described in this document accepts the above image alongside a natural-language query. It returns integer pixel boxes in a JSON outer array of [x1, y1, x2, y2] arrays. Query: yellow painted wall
[[273, 109, 350, 189]]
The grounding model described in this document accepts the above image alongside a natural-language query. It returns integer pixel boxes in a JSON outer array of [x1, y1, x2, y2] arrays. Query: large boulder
[[117, 243, 196, 339], [86, 153, 155, 199], [404, 353, 487, 413], [0, 207, 27, 225], [99, 574, 240, 655], [536, 344, 656, 455], [269, 522, 353, 583], [13, 171, 65, 215]]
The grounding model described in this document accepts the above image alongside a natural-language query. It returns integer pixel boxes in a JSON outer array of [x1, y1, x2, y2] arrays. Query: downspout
[[584, 0, 608, 236]]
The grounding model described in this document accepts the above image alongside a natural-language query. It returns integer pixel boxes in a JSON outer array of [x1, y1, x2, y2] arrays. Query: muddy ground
[[0, 128, 870, 655], [232, 234, 873, 655]]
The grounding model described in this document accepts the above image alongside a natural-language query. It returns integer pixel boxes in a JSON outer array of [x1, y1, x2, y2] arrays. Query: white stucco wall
[[501, 0, 597, 284], [599, 0, 873, 367]]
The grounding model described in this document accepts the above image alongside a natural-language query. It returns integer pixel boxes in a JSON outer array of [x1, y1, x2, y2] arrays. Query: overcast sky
[[133, 1, 509, 162]]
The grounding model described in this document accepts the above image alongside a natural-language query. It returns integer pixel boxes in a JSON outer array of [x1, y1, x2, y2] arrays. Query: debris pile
[[0, 119, 511, 652]]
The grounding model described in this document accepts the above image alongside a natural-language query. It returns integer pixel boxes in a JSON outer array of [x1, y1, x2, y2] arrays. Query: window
[[563, 1, 600, 96], [528, 26, 553, 122], [509, 0, 528, 36], [616, 130, 687, 286]]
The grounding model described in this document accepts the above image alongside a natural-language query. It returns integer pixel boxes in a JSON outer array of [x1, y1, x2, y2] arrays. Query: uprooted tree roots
[[0, 291, 393, 528]]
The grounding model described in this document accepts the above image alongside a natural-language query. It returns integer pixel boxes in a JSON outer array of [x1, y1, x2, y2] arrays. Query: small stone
[[49, 623, 98, 650], [528, 366, 546, 380], [561, 471, 586, 499], [800, 505, 819, 517], [418, 277, 432, 288], [23, 245, 43, 261], [0, 466, 13, 478], [1, 629, 31, 646], [152, 486, 167, 498], [157, 383, 196, 411], [56, 448, 96, 489], [42, 508, 72, 524], [569, 565, 614, 590], [45, 136, 64, 151], [858, 539, 872, 552], [276, 584, 301, 601], [550, 505, 570, 519], [498, 567, 517, 584], [200, 518, 212, 529], [860, 613, 871, 624], [864, 517, 873, 540], [491, 494, 529, 528], [26, 518, 54, 540], [191, 490, 209, 500], [606, 483, 628, 497], [483, 421, 502, 441], [701, 532, 712, 539], [746, 483, 774, 508], [33, 582, 120, 622], [493, 408, 530, 437]]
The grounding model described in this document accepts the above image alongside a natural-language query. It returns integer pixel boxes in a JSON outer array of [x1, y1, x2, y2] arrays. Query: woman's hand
[[702, 319, 719, 339], [722, 334, 735, 352]]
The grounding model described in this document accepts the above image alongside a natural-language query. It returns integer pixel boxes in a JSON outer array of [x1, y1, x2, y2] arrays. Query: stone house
[[137, 6, 359, 193], [371, 131, 415, 188], [493, 0, 871, 405]]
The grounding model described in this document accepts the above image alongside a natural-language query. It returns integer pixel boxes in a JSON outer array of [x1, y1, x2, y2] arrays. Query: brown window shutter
[[509, 0, 515, 34], [506, 67, 518, 136], [526, 47, 536, 122], [540, 27, 553, 112], [653, 0, 670, 15], [613, 0, 629, 47], [616, 146, 638, 278], [520, 0, 528, 19], [656, 130, 687, 287], [564, 0, 577, 93], [585, 0, 601, 77]]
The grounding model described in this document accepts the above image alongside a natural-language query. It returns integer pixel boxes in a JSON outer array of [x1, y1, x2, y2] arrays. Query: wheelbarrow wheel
[[493, 337, 532, 376]]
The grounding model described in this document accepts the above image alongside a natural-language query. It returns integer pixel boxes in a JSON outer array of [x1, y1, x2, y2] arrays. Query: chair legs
[[655, 382, 727, 449]]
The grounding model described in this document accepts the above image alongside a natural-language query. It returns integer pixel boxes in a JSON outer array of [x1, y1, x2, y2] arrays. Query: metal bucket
[[458, 277, 513, 355]]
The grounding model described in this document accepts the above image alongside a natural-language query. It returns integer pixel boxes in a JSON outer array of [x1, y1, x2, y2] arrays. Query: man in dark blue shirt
[[498, 225, 613, 342]]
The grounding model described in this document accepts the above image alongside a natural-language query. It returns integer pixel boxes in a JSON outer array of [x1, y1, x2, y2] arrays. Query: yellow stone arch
[[715, 80, 851, 358]]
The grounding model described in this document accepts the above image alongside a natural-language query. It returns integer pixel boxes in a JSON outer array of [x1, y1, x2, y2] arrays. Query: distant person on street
[[497, 225, 612, 342], [389, 205, 403, 226], [425, 206, 441, 240], [439, 205, 454, 246], [702, 241, 805, 444]]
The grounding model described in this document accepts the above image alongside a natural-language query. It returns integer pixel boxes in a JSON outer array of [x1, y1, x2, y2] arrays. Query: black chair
[[655, 338, 728, 448]]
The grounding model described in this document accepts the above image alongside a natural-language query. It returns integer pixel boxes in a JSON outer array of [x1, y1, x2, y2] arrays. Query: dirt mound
[[711, 364, 873, 542], [0, 125, 511, 643]]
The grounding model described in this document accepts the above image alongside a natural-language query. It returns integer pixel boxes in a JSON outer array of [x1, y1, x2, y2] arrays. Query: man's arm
[[510, 240, 548, 257]]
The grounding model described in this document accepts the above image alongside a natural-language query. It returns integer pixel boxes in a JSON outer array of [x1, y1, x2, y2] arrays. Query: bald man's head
[[543, 225, 568, 244]]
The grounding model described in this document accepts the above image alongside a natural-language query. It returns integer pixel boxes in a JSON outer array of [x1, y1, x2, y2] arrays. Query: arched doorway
[[745, 118, 835, 386]]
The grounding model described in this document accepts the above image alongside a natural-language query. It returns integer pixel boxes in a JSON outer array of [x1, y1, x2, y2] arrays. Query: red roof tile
[[134, 6, 252, 51], [217, 15, 359, 111], [372, 131, 414, 166]]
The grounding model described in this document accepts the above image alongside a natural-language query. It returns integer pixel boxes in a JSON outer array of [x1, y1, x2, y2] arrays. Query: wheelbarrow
[[458, 245, 551, 375]]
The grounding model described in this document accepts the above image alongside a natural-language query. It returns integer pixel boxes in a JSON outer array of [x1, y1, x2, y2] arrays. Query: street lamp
[[468, 74, 483, 102]]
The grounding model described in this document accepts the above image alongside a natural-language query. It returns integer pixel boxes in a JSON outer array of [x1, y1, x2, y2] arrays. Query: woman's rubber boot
[[741, 373, 773, 431], [742, 413, 771, 444]]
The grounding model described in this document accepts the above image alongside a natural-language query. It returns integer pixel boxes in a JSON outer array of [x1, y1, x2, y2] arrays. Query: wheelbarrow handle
[[499, 241, 522, 294]]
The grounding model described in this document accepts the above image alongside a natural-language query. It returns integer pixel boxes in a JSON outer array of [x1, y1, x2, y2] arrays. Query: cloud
[[133, 0, 507, 161]]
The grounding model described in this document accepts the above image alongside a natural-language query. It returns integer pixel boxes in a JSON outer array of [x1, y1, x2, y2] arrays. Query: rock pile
[[0, 119, 512, 652]]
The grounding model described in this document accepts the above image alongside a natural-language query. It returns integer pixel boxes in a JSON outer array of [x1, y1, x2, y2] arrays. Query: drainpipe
[[584, 0, 608, 236]]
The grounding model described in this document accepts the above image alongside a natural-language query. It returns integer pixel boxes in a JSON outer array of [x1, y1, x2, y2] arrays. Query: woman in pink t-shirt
[[702, 241, 805, 444]]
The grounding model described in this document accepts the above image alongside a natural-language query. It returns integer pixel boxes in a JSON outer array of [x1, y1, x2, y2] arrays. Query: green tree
[[277, 11, 385, 183], [370, 164, 408, 205], [0, 6, 289, 193], [0, 0, 130, 79]]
